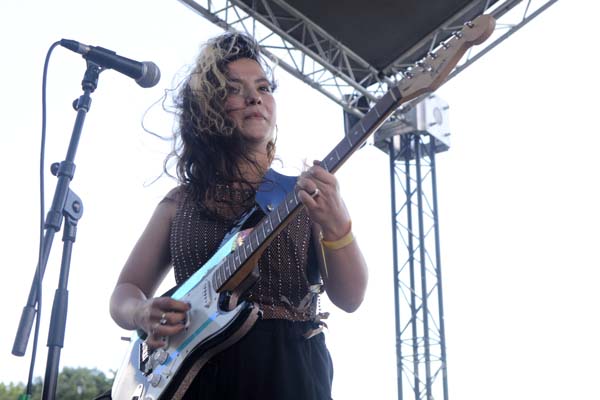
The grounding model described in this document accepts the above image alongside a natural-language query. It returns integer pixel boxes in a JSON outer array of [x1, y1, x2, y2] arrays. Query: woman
[[110, 32, 368, 399]]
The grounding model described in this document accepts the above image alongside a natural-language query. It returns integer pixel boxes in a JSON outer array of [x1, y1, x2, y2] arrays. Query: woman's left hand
[[296, 161, 351, 240]]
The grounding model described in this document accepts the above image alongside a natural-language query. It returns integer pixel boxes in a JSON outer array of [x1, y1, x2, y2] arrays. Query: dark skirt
[[182, 319, 334, 400]]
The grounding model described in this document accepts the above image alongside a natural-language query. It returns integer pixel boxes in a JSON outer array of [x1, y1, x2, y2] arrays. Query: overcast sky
[[1, 1, 599, 399]]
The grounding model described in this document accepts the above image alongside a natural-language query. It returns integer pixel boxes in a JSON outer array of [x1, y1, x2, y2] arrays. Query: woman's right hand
[[134, 297, 191, 349]]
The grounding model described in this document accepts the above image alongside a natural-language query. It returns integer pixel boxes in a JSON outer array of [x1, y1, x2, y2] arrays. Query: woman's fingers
[[296, 165, 334, 206], [150, 320, 187, 337], [145, 297, 190, 349], [296, 165, 352, 239], [158, 310, 188, 327], [152, 298, 190, 327], [140, 297, 191, 349], [155, 297, 191, 313]]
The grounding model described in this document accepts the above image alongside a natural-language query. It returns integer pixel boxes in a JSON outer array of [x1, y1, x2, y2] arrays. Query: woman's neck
[[234, 153, 269, 184]]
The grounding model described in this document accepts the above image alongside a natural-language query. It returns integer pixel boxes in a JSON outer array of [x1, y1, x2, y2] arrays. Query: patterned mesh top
[[169, 185, 319, 321]]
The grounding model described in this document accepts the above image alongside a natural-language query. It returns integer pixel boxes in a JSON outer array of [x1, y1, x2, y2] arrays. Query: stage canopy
[[179, 0, 555, 116]]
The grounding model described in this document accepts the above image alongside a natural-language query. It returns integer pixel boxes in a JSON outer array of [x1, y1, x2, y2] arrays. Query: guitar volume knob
[[147, 372, 162, 387], [152, 348, 169, 365]]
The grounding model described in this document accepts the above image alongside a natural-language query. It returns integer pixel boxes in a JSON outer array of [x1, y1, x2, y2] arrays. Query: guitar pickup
[[202, 280, 213, 308]]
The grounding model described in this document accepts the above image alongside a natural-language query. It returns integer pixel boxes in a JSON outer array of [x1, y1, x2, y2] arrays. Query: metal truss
[[179, 0, 557, 118], [388, 133, 448, 400]]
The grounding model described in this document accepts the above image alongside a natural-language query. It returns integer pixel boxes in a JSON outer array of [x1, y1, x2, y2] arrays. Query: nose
[[245, 89, 262, 105]]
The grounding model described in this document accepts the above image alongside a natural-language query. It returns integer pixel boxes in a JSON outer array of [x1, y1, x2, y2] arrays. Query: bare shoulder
[[162, 186, 185, 203], [156, 186, 185, 220]]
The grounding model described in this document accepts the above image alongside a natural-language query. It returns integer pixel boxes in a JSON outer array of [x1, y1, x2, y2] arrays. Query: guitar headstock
[[399, 14, 496, 102]]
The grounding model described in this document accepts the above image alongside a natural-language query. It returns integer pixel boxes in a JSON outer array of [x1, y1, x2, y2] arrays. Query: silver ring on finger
[[310, 188, 320, 198], [159, 312, 168, 326]]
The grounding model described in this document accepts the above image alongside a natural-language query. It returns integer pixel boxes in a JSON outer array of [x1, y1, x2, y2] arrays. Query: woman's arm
[[297, 163, 368, 313], [109, 190, 190, 348], [311, 222, 368, 313]]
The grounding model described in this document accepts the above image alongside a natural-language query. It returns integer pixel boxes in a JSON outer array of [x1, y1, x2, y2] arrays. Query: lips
[[244, 111, 265, 120]]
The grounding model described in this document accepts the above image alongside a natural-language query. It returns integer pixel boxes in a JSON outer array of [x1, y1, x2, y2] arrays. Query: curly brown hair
[[169, 32, 277, 214]]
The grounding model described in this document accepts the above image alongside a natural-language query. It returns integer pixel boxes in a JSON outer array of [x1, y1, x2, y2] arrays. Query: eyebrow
[[228, 77, 271, 85]]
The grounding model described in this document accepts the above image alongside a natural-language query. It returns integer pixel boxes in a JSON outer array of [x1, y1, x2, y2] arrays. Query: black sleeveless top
[[169, 185, 320, 321]]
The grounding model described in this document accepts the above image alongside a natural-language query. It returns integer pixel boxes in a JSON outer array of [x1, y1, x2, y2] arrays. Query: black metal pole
[[42, 191, 83, 400], [388, 139, 403, 400], [429, 138, 449, 400], [403, 134, 420, 400], [414, 134, 433, 399]]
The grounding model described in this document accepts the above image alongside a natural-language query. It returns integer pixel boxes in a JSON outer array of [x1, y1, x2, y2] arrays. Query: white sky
[[1, 1, 599, 399]]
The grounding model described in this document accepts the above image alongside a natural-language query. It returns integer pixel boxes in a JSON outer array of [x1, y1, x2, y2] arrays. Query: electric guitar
[[111, 14, 495, 400]]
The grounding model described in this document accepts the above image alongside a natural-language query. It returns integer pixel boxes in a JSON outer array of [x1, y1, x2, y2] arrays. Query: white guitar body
[[111, 233, 260, 400]]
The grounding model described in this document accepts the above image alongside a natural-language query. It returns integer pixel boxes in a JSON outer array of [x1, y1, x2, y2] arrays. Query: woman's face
[[224, 58, 276, 151]]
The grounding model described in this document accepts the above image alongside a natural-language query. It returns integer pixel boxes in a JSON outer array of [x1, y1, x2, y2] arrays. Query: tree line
[[0, 367, 112, 400]]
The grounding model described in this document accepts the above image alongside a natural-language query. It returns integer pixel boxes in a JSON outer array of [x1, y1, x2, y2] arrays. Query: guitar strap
[[255, 168, 297, 214]]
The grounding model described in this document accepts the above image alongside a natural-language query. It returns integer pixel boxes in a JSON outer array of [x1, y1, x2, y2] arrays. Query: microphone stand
[[12, 61, 101, 400]]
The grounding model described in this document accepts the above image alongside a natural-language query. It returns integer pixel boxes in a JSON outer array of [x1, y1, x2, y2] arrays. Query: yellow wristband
[[320, 223, 354, 250]]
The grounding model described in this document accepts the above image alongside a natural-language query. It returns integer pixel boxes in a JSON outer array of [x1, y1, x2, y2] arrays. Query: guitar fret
[[212, 272, 218, 289], [264, 217, 272, 235], [277, 203, 289, 223], [326, 154, 337, 169], [219, 263, 226, 286], [340, 138, 352, 155], [231, 253, 238, 274], [261, 222, 267, 238], [373, 103, 381, 117], [225, 255, 233, 278], [345, 134, 353, 148], [254, 232, 260, 248], [289, 192, 298, 209], [255, 225, 264, 243], [284, 197, 290, 214], [352, 120, 365, 137], [267, 216, 274, 231], [359, 120, 366, 136], [364, 109, 379, 132]]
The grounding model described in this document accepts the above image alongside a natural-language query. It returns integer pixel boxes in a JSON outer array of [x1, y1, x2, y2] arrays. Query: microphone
[[60, 39, 161, 88]]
